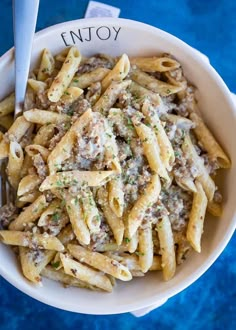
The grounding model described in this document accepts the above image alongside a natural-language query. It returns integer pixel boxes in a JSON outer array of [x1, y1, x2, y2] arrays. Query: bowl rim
[[0, 17, 235, 315]]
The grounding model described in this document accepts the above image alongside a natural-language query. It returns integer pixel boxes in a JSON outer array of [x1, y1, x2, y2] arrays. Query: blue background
[[0, 0, 235, 329]]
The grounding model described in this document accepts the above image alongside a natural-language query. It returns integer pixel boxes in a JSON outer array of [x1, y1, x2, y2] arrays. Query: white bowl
[[0, 18, 235, 315]]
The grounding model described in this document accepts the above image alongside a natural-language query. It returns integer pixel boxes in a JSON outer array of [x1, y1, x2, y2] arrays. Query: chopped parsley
[[51, 261, 60, 269], [124, 237, 131, 243]]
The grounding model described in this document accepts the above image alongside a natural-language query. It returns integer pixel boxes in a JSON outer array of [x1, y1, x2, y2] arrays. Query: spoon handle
[[13, 0, 40, 116]]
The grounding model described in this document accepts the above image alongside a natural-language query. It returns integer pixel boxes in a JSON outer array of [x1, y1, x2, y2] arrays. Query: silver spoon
[[13, 0, 40, 117]]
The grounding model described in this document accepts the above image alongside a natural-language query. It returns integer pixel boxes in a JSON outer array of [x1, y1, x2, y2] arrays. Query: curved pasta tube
[[68, 244, 132, 281], [65, 194, 90, 245], [81, 188, 101, 234], [0, 116, 31, 160], [130, 56, 180, 72], [17, 174, 41, 196], [41, 266, 100, 291], [48, 46, 81, 102], [132, 119, 170, 184], [0, 231, 64, 251], [47, 108, 92, 174], [130, 69, 183, 96], [104, 118, 121, 173], [187, 181, 207, 253], [25, 144, 50, 161], [190, 112, 231, 168], [97, 187, 124, 245], [60, 86, 83, 105], [19, 247, 55, 284], [156, 215, 176, 281], [70, 67, 110, 89], [142, 100, 175, 171], [28, 79, 47, 93], [138, 222, 153, 273], [24, 109, 70, 125], [40, 170, 114, 191], [128, 174, 161, 237], [7, 141, 24, 189], [37, 48, 55, 81], [93, 80, 131, 115], [60, 253, 113, 292], [101, 54, 130, 91], [108, 175, 124, 218]]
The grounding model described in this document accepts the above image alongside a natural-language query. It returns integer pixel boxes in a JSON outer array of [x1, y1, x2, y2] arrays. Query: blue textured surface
[[0, 0, 235, 329]]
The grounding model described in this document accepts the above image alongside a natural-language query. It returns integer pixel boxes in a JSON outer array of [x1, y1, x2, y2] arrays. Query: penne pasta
[[130, 56, 180, 72], [48, 46, 81, 102], [138, 221, 153, 273], [24, 109, 70, 125], [65, 194, 90, 245], [156, 215, 176, 281], [97, 186, 124, 245], [41, 266, 100, 290], [93, 80, 131, 115], [0, 231, 64, 251], [132, 118, 170, 184], [108, 175, 124, 218], [187, 181, 208, 253], [70, 67, 110, 89], [128, 174, 161, 237], [7, 141, 24, 189], [37, 48, 55, 81], [60, 253, 113, 292], [101, 54, 130, 91], [130, 69, 183, 96], [68, 244, 132, 281], [81, 188, 101, 234], [190, 112, 231, 168], [47, 108, 92, 174], [141, 100, 175, 171], [40, 170, 114, 191]]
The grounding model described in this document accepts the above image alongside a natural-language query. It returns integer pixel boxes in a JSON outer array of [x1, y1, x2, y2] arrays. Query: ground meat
[[71, 99, 91, 122], [122, 156, 151, 204], [35, 90, 51, 109], [33, 154, 48, 179], [201, 153, 220, 175], [28, 249, 45, 266], [117, 140, 132, 162], [74, 113, 105, 161], [160, 185, 192, 231], [43, 212, 69, 236], [175, 86, 195, 116], [0, 203, 17, 229], [76, 54, 115, 74], [48, 125, 68, 151], [173, 147, 200, 183], [115, 90, 132, 108]]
